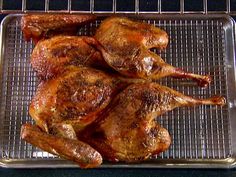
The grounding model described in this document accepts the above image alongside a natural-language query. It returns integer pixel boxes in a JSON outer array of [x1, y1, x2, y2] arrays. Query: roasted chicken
[[31, 36, 107, 80], [81, 83, 225, 162], [21, 14, 96, 43], [29, 66, 130, 134], [95, 17, 211, 87]]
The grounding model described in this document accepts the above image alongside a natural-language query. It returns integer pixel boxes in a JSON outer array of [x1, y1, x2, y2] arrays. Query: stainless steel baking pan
[[0, 14, 235, 168]]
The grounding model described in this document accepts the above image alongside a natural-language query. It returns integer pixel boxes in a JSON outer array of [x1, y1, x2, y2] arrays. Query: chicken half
[[81, 83, 225, 162], [31, 36, 107, 80], [21, 14, 96, 43], [95, 17, 211, 87]]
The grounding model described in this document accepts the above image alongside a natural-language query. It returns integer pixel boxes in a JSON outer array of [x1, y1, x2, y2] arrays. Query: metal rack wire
[[0, 0, 236, 15]]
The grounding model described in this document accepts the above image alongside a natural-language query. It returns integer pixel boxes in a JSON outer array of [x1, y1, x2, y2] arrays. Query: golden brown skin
[[21, 14, 96, 43], [81, 83, 225, 162], [31, 36, 107, 80], [29, 67, 128, 134], [21, 124, 102, 168], [95, 17, 211, 87]]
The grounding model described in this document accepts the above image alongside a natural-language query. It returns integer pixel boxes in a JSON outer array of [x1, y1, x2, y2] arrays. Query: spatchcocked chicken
[[20, 14, 226, 168]]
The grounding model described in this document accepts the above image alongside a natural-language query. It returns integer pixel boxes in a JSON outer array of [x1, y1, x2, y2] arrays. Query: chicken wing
[[21, 124, 102, 168], [21, 14, 96, 43]]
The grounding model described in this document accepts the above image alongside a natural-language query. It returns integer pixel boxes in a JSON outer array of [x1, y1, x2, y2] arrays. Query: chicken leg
[[81, 83, 225, 162], [95, 17, 211, 87]]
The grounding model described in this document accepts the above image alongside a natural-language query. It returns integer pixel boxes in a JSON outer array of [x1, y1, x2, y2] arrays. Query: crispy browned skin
[[21, 14, 96, 43], [95, 17, 211, 87], [31, 36, 107, 80], [29, 67, 128, 134], [21, 124, 102, 168], [81, 83, 225, 162]]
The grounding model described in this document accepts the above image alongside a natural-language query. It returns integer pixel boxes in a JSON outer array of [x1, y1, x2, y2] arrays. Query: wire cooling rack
[[0, 0, 236, 15]]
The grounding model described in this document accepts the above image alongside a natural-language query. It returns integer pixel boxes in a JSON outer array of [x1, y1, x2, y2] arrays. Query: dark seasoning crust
[[20, 14, 226, 168]]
